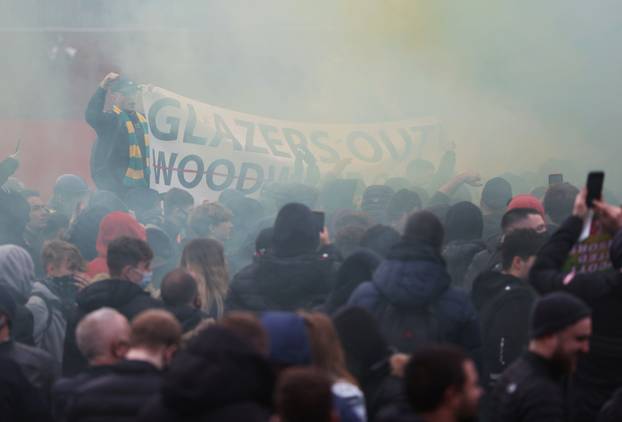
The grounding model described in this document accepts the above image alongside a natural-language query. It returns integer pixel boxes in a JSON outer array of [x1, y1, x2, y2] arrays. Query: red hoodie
[[86, 211, 147, 278]]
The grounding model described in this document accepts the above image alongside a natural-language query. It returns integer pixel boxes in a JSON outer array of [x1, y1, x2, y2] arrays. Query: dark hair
[[501, 229, 546, 270], [404, 345, 468, 413], [543, 183, 579, 224], [106, 236, 153, 277], [501, 208, 542, 232], [332, 306, 391, 381], [360, 224, 400, 258], [444, 201, 483, 242], [163, 188, 194, 216], [161, 269, 198, 306], [403, 211, 445, 251], [275, 367, 334, 422], [386, 189, 422, 224]]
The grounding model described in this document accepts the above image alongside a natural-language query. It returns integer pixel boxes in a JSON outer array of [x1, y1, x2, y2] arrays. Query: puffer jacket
[[137, 326, 274, 422], [348, 240, 481, 360], [227, 252, 336, 312]]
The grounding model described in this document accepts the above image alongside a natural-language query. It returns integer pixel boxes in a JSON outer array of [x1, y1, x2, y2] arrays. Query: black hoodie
[[63, 279, 162, 376], [138, 326, 274, 422], [227, 203, 336, 312]]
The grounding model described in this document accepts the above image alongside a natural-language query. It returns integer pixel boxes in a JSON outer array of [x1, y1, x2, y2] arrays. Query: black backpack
[[479, 285, 535, 389], [373, 284, 442, 353]]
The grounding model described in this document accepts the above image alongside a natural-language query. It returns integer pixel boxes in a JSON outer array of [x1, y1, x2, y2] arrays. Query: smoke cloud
[[1, 0, 621, 195]]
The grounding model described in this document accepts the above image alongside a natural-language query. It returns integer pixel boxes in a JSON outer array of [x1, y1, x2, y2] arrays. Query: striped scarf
[[113, 105, 150, 187]]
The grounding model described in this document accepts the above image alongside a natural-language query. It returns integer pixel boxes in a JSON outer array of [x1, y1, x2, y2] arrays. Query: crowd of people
[[1, 72, 622, 422]]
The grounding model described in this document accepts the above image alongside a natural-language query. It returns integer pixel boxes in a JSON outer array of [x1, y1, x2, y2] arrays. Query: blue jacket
[[348, 240, 482, 360]]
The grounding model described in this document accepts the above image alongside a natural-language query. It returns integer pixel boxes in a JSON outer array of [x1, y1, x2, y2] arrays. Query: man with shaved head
[[52, 308, 130, 421]]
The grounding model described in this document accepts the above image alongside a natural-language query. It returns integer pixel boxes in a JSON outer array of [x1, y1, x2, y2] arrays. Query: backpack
[[479, 284, 535, 389], [373, 283, 442, 353], [31, 279, 79, 332]]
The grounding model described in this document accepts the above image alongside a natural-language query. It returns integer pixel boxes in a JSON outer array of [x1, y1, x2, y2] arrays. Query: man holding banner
[[85, 72, 150, 198]]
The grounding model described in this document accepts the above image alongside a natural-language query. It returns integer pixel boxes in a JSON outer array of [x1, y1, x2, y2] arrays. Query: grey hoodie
[[0, 245, 65, 363], [0, 244, 34, 302]]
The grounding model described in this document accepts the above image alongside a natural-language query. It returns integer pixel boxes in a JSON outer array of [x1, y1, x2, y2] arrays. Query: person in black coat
[[529, 192, 622, 422], [63, 237, 162, 375], [138, 325, 275, 422], [480, 177, 513, 240], [320, 248, 381, 315], [227, 203, 337, 312], [160, 269, 208, 332], [52, 308, 131, 421], [442, 201, 486, 289], [0, 358, 54, 422], [0, 283, 59, 405], [67, 310, 181, 422], [332, 306, 407, 421], [348, 211, 482, 360], [464, 207, 548, 290], [488, 292, 592, 422], [471, 228, 546, 312]]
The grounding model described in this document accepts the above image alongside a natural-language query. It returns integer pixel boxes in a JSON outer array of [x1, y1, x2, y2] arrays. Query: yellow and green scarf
[[113, 106, 150, 187]]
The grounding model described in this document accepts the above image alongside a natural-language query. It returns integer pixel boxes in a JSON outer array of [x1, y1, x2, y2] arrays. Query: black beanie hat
[[445, 201, 484, 242], [530, 292, 591, 339], [482, 177, 513, 211], [272, 203, 319, 258]]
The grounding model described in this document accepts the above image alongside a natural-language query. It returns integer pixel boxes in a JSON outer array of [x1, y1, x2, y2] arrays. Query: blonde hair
[[180, 238, 229, 318], [42, 240, 86, 273]]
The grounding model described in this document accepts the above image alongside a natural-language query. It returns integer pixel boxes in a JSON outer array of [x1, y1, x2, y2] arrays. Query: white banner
[[142, 86, 440, 200]]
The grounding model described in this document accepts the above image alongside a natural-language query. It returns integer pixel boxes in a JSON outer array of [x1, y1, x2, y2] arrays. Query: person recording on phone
[[529, 172, 622, 422], [85, 72, 150, 199]]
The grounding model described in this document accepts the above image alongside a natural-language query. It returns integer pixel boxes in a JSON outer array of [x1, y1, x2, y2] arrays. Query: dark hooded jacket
[[138, 326, 275, 422], [442, 201, 486, 289], [348, 240, 482, 359], [165, 305, 208, 333], [320, 248, 381, 314], [443, 239, 487, 290], [332, 306, 404, 421], [529, 217, 622, 422], [67, 360, 162, 422], [227, 203, 336, 312], [471, 271, 536, 312], [0, 340, 59, 405], [0, 357, 54, 422], [52, 365, 117, 422], [85, 87, 147, 196], [488, 351, 567, 422], [63, 279, 162, 375]]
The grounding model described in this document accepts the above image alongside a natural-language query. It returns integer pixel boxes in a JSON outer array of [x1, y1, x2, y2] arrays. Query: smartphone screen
[[312, 211, 325, 233], [586, 171, 605, 208], [548, 173, 563, 186]]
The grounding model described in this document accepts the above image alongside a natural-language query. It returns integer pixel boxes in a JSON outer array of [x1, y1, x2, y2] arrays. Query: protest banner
[[142, 86, 440, 200]]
